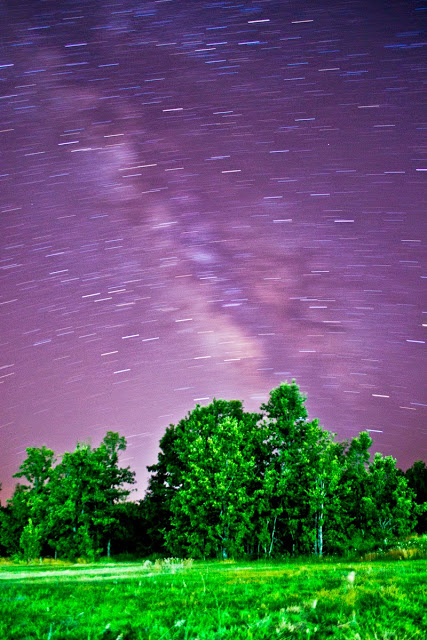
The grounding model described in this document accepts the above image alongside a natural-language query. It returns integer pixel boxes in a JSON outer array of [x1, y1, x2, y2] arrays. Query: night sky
[[1, 0, 426, 501]]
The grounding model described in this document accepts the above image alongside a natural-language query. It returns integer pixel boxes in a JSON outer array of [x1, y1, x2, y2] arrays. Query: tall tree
[[143, 423, 180, 555], [0, 486, 30, 556], [92, 432, 136, 557], [144, 399, 260, 556], [361, 453, 417, 546], [334, 431, 372, 553], [166, 416, 257, 558], [47, 433, 135, 559], [305, 432, 346, 556], [405, 460, 427, 533], [5, 446, 56, 556], [258, 382, 328, 555]]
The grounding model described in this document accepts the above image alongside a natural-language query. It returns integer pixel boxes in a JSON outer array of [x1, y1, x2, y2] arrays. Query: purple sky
[[1, 0, 425, 501]]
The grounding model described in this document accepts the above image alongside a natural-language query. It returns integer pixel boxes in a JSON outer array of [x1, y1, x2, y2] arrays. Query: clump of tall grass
[[0, 558, 17, 566], [362, 534, 427, 561], [364, 547, 426, 561], [153, 557, 194, 572]]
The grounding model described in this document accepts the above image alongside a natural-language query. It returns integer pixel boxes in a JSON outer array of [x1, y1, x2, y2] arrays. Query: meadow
[[0, 557, 426, 640]]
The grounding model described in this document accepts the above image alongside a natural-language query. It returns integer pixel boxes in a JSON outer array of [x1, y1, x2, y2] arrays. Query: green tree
[[108, 500, 148, 556], [47, 433, 135, 559], [166, 416, 256, 559], [47, 442, 99, 559], [0, 485, 10, 557], [405, 460, 427, 533], [255, 381, 308, 556], [144, 399, 260, 556], [361, 453, 417, 546], [257, 382, 331, 556], [306, 434, 346, 556], [143, 424, 179, 555], [0, 486, 29, 556], [334, 431, 372, 553], [91, 432, 136, 557], [3, 446, 56, 557]]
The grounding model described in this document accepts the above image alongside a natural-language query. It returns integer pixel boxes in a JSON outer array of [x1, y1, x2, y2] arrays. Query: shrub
[[19, 519, 42, 562]]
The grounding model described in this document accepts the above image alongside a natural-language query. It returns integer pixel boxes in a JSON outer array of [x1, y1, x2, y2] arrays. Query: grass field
[[1, 557, 426, 639]]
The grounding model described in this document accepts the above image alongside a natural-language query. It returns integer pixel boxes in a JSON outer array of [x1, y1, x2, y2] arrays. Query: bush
[[19, 519, 41, 562]]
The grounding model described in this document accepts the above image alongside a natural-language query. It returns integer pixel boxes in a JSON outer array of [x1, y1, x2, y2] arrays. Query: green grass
[[1, 558, 426, 639]]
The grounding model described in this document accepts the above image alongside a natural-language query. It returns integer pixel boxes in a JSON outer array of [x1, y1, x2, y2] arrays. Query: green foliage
[[0, 496, 27, 556], [19, 518, 42, 562], [361, 453, 417, 545], [47, 432, 135, 559], [4, 432, 135, 560], [259, 383, 347, 556], [143, 423, 180, 554], [260, 379, 308, 424], [405, 460, 427, 533], [145, 398, 260, 557], [3, 446, 56, 557], [167, 416, 257, 558], [143, 381, 421, 559], [1, 382, 424, 562], [13, 445, 55, 492]]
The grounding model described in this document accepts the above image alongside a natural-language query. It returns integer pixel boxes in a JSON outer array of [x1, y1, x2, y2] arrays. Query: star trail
[[1, 0, 425, 499]]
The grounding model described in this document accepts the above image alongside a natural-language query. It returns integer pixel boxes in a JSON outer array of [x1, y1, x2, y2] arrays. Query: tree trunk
[[107, 539, 111, 558], [318, 513, 323, 557], [268, 515, 277, 557], [315, 504, 324, 557], [314, 513, 318, 556], [220, 514, 228, 559]]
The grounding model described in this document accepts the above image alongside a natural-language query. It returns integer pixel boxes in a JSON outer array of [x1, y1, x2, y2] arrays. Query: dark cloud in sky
[[1, 0, 425, 500]]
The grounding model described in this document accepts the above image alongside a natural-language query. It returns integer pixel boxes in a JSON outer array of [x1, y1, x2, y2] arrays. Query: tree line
[[1, 382, 426, 561]]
